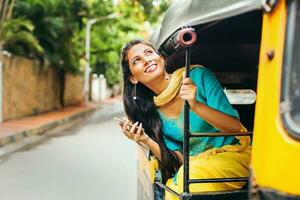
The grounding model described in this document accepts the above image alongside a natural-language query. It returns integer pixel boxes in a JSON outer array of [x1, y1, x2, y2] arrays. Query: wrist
[[141, 135, 151, 146], [192, 101, 205, 113], [189, 100, 199, 111], [140, 135, 150, 146]]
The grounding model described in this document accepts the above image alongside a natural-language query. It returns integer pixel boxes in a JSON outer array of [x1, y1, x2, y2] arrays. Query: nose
[[143, 57, 152, 65]]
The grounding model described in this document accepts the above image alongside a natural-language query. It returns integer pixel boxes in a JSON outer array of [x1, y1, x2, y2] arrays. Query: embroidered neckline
[[158, 109, 184, 121]]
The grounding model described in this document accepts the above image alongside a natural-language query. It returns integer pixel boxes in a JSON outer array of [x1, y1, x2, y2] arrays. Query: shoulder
[[190, 65, 213, 75], [189, 65, 214, 81], [190, 65, 218, 82]]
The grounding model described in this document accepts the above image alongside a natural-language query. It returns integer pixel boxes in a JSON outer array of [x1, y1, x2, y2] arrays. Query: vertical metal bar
[[183, 47, 191, 194]]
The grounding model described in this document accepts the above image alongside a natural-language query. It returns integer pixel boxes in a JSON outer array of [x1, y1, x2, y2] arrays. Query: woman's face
[[127, 43, 165, 84]]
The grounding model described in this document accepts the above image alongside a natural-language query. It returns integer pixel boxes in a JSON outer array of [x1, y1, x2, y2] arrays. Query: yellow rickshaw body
[[252, 0, 300, 195]]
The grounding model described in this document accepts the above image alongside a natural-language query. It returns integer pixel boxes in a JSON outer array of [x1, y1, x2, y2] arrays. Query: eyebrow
[[130, 48, 152, 64]]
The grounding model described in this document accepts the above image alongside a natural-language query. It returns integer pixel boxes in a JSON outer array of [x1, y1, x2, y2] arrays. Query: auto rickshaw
[[137, 0, 300, 199]]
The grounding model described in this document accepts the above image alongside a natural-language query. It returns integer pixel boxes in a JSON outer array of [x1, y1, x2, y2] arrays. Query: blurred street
[[0, 100, 137, 200]]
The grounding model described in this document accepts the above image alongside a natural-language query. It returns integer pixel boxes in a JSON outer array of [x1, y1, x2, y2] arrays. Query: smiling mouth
[[145, 64, 157, 73]]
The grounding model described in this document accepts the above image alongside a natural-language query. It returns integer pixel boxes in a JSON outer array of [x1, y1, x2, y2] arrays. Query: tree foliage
[[0, 0, 43, 55], [1, 18, 43, 55], [89, 0, 170, 86], [2, 0, 170, 86], [11, 0, 88, 72]]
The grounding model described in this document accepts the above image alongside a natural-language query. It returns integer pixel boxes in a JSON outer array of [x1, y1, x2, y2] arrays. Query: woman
[[118, 39, 251, 200]]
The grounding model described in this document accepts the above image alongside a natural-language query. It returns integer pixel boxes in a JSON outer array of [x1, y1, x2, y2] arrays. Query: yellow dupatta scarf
[[153, 67, 185, 106], [153, 66, 251, 154]]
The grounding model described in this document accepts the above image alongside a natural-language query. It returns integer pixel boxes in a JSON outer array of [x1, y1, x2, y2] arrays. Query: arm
[[174, 151, 183, 163], [143, 138, 184, 165], [191, 101, 241, 132], [180, 69, 241, 133], [142, 137, 161, 160], [142, 138, 183, 163]]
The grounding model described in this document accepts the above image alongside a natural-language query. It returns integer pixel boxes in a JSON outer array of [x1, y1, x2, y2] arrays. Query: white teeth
[[145, 64, 157, 73]]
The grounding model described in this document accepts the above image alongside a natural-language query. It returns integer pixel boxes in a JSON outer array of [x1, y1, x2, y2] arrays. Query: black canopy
[[150, 0, 264, 50]]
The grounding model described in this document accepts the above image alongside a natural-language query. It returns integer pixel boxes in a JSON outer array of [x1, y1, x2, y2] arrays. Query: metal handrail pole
[[155, 182, 181, 198], [189, 177, 249, 184], [183, 47, 192, 196], [190, 132, 253, 137]]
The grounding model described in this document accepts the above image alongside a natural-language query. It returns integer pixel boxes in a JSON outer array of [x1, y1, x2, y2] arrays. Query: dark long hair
[[120, 39, 181, 182]]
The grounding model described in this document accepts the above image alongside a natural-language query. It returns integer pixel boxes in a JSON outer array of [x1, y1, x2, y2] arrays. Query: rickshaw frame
[[137, 0, 300, 199]]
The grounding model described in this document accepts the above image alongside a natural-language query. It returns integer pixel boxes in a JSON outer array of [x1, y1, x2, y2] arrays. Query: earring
[[164, 71, 170, 80], [163, 59, 169, 80], [133, 83, 137, 100]]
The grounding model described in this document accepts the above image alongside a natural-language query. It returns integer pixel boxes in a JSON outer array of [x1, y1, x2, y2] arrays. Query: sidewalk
[[0, 103, 101, 149]]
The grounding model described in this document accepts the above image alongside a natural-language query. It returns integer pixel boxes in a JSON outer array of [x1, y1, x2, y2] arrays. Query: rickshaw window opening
[[224, 89, 257, 105], [281, 0, 300, 140]]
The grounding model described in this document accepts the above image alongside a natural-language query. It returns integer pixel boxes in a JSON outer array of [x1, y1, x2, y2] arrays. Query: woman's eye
[[133, 58, 140, 65], [146, 50, 153, 55]]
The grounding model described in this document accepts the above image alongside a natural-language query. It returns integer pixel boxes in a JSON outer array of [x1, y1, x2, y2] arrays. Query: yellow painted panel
[[137, 147, 159, 194], [252, 0, 300, 195]]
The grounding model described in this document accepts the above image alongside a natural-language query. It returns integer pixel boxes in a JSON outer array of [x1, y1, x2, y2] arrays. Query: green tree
[[87, 0, 170, 87], [4, 0, 170, 89], [12, 0, 88, 72], [0, 0, 43, 55], [12, 0, 88, 106]]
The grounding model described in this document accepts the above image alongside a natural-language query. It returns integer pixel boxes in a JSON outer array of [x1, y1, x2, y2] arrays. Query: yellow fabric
[[202, 124, 251, 157], [165, 146, 251, 200], [153, 67, 185, 106], [165, 125, 251, 200]]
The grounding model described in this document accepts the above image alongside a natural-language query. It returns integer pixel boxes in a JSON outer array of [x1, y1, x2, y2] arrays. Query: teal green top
[[159, 66, 239, 156]]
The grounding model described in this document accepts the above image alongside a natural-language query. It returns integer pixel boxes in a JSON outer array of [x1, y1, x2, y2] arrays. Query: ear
[[129, 75, 138, 84]]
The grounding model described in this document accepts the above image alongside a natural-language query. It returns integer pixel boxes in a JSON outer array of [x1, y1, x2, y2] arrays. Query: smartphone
[[113, 117, 144, 132], [113, 117, 127, 124]]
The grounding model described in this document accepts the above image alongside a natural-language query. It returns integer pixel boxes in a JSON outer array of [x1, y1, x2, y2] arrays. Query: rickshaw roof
[[151, 0, 263, 50]]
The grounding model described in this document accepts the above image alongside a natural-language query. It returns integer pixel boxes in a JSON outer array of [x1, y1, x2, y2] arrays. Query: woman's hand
[[180, 77, 198, 110], [118, 118, 149, 143]]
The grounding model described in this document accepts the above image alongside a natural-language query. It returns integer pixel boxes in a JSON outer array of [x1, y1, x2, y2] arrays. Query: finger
[[180, 89, 192, 95], [134, 123, 143, 141], [118, 122, 123, 127], [181, 85, 191, 90], [182, 78, 194, 85], [180, 92, 194, 99], [130, 122, 139, 133], [136, 122, 142, 135], [126, 118, 135, 131], [182, 78, 189, 84], [123, 119, 130, 132], [122, 117, 128, 123], [182, 71, 186, 79], [119, 122, 132, 138]]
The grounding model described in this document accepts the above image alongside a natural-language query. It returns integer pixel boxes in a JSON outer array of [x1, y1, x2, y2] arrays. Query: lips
[[145, 64, 157, 73]]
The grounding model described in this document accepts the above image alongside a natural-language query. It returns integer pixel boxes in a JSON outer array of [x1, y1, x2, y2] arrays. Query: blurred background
[[0, 1, 170, 200], [0, 0, 170, 121]]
